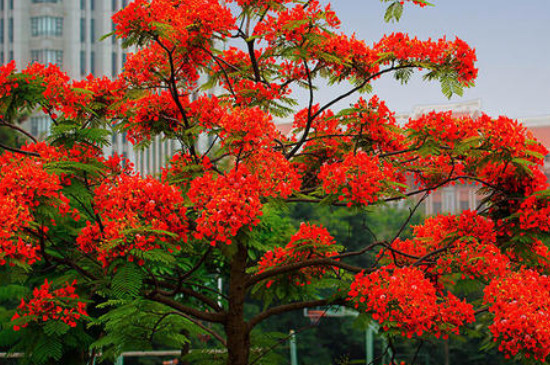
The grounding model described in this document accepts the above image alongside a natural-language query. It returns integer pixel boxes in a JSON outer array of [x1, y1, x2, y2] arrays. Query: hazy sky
[[310, 0, 550, 118]]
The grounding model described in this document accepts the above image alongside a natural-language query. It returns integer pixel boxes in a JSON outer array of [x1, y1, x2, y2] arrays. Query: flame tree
[[0, 0, 549, 364]]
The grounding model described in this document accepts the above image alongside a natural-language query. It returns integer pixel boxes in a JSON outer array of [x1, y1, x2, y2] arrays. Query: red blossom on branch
[[349, 266, 474, 339], [11, 280, 88, 331], [484, 270, 550, 361], [257, 223, 339, 287]]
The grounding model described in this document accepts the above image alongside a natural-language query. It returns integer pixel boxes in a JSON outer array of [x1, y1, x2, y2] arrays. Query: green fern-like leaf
[[111, 264, 144, 299]]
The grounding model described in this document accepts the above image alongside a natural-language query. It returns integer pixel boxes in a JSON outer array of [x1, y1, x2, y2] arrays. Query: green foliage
[[381, 0, 434, 23], [91, 300, 205, 362], [384, 1, 404, 23], [49, 121, 112, 148]]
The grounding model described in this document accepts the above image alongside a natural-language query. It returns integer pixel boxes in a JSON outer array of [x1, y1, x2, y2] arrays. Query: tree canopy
[[0, 0, 549, 364]]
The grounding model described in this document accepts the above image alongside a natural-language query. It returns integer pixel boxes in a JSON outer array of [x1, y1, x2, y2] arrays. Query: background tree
[[0, 1, 549, 365]]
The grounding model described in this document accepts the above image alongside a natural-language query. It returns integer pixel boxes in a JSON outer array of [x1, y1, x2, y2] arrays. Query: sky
[[306, 0, 550, 118]]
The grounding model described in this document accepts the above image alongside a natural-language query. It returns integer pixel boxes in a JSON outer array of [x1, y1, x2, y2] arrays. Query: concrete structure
[[3, 0, 130, 80]]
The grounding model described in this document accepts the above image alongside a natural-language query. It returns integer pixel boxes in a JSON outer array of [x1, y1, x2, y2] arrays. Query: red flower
[[12, 280, 88, 330], [484, 270, 550, 361], [77, 174, 188, 267], [257, 223, 339, 287], [188, 167, 263, 246], [349, 266, 474, 339]]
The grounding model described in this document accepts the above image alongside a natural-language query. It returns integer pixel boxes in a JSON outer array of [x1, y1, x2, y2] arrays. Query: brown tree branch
[[0, 121, 38, 143], [246, 258, 364, 288], [0, 142, 40, 157], [149, 311, 227, 347], [149, 292, 226, 323], [286, 59, 315, 159], [145, 279, 222, 312]]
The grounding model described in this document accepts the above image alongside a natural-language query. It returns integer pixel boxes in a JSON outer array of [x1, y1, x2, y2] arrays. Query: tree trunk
[[444, 339, 450, 365], [180, 330, 190, 365], [225, 242, 250, 365]]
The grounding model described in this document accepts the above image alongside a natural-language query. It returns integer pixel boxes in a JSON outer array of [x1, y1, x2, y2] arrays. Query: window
[[111, 21, 116, 44], [31, 17, 63, 37], [111, 52, 117, 77], [80, 50, 86, 75], [80, 0, 85, 10], [90, 19, 95, 42], [152, 141, 157, 173], [31, 49, 63, 66], [90, 51, 95, 74], [112, 0, 117, 11], [432, 201, 442, 215], [31, 0, 60, 3], [90, 0, 95, 10], [8, 0, 12, 10], [80, 18, 85, 42], [30, 116, 51, 137], [0, 0, 4, 11], [0, 19, 4, 43], [0, 52, 4, 64], [442, 187, 457, 213], [8, 50, 12, 61], [8, 17, 12, 42], [122, 0, 128, 8]]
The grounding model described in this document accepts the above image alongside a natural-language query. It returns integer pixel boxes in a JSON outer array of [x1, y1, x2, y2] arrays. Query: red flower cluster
[[346, 96, 406, 153], [318, 151, 404, 207], [257, 223, 339, 287], [406, 111, 479, 149], [254, 0, 340, 44], [383, 211, 509, 279], [22, 63, 78, 119], [212, 47, 291, 105], [292, 106, 350, 166], [243, 148, 301, 199], [11, 280, 88, 331], [189, 94, 227, 129], [374, 33, 478, 84], [484, 270, 550, 361], [216, 106, 280, 154], [188, 167, 263, 246], [228, 0, 292, 10], [161, 152, 213, 185], [349, 267, 474, 338], [518, 196, 550, 233], [71, 75, 126, 119], [0, 195, 37, 266], [17, 63, 125, 122], [113, 0, 234, 44], [404, 112, 548, 192], [113, 0, 233, 88], [0, 144, 76, 266], [77, 175, 188, 266], [0, 60, 17, 100], [124, 90, 187, 144]]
